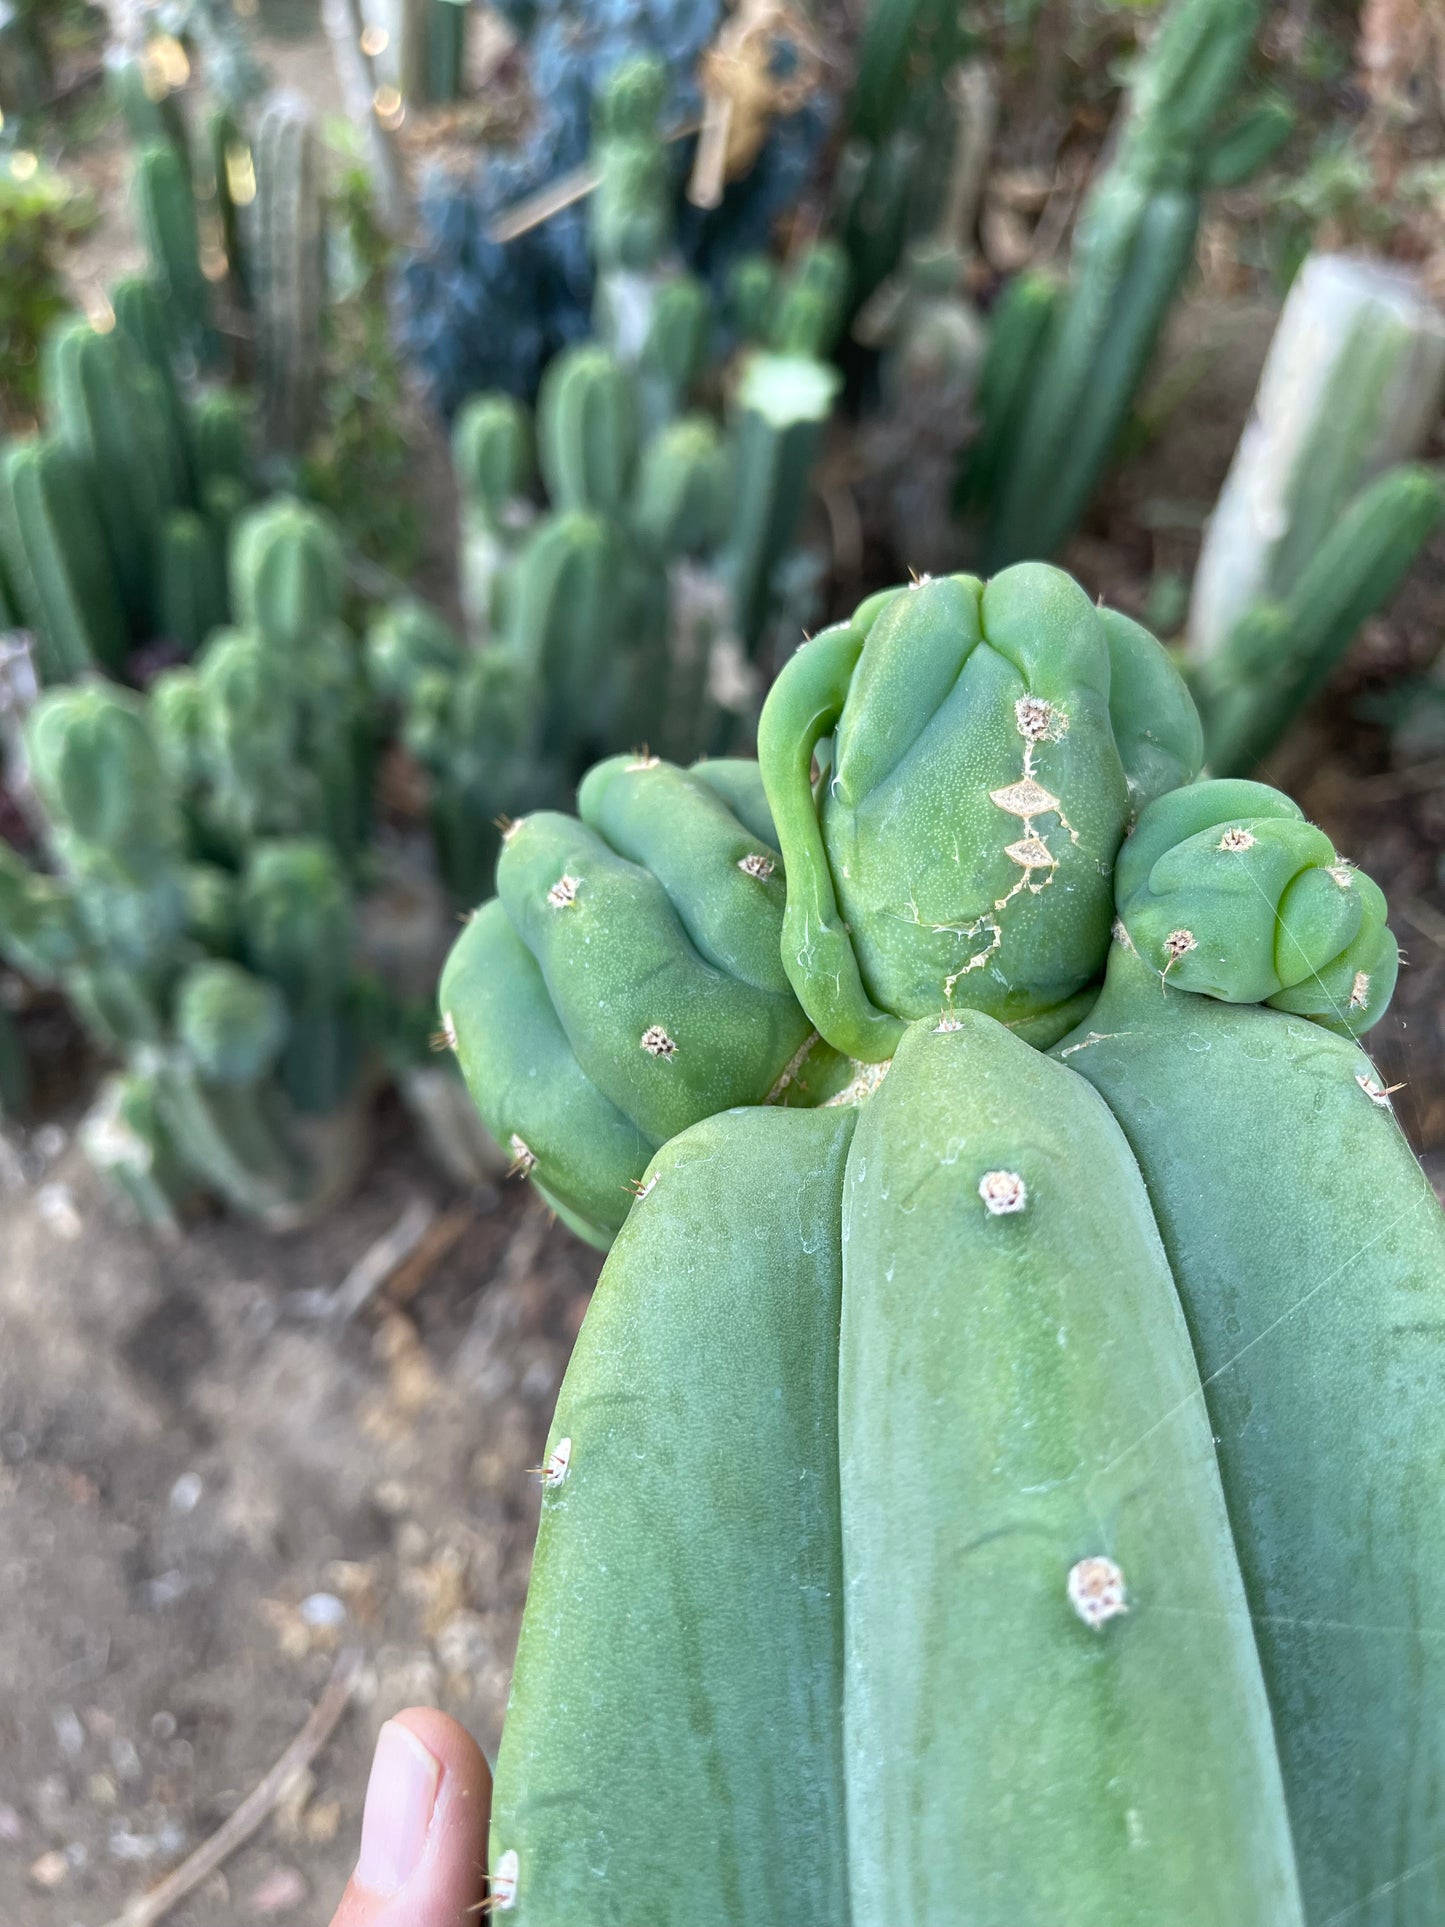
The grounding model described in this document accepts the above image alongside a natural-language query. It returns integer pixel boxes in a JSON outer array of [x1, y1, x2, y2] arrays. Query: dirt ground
[[3, 8, 1444, 1925], [0, 1101, 600, 1925]]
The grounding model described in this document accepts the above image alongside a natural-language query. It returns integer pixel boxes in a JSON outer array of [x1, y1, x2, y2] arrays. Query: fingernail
[[355, 1720, 442, 1896]]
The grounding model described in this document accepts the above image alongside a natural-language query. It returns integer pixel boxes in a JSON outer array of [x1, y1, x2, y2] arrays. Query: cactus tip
[[1217, 827, 1256, 852], [1355, 1073, 1405, 1108], [978, 1169, 1028, 1215], [1068, 1556, 1128, 1630]]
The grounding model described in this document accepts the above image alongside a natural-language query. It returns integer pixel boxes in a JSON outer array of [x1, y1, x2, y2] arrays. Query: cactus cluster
[[445, 561, 1443, 1922], [0, 303, 254, 682], [378, 142, 849, 903], [964, 0, 1291, 568]]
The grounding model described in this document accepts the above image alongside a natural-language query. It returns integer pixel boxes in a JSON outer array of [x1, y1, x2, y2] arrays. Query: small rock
[[299, 1592, 347, 1630], [435, 1610, 491, 1684], [32, 1123, 67, 1162], [0, 1804, 23, 1842], [53, 1705, 85, 1758], [169, 1472, 204, 1515], [110, 1735, 143, 1782], [35, 1182, 82, 1240], [87, 1773, 117, 1807], [28, 1850, 67, 1889], [149, 1710, 177, 1742], [373, 1478, 410, 1515], [249, 1864, 309, 1914], [304, 1799, 341, 1846]]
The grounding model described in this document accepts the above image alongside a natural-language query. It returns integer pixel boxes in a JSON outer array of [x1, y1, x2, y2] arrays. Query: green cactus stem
[[757, 567, 1203, 1059], [249, 93, 324, 454], [439, 754, 847, 1246], [452, 394, 535, 641], [488, 1015, 1305, 1923], [133, 141, 213, 360], [537, 345, 640, 517], [157, 959, 310, 1223], [1056, 931, 1445, 1925], [44, 318, 188, 632], [725, 350, 840, 657], [977, 0, 1289, 567], [79, 1068, 191, 1236], [230, 497, 346, 650], [159, 510, 229, 654], [241, 839, 362, 1116], [1112, 778, 1399, 1032], [637, 274, 710, 435], [1195, 462, 1445, 776], [0, 437, 130, 680]]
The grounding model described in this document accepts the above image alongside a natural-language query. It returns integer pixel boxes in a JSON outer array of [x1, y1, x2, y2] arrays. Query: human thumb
[[330, 1709, 492, 1927]]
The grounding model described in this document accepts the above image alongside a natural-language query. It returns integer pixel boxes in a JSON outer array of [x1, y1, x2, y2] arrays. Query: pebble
[[0, 1804, 22, 1842], [249, 1865, 308, 1914], [35, 1183, 82, 1240], [53, 1705, 85, 1758], [299, 1592, 347, 1630], [28, 1849, 67, 1889], [169, 1472, 204, 1515]]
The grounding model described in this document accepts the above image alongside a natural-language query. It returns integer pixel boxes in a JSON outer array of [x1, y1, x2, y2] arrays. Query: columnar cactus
[[1187, 254, 1445, 773], [157, 958, 309, 1223], [133, 142, 213, 361], [158, 510, 229, 655], [975, 0, 1291, 568], [536, 345, 640, 518], [452, 394, 536, 641], [450, 564, 1445, 1922], [0, 438, 129, 680], [240, 838, 361, 1115], [44, 319, 188, 632], [249, 93, 325, 455], [230, 497, 346, 650]]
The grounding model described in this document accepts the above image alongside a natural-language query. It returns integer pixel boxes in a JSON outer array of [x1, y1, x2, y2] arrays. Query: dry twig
[[99, 1645, 364, 1927]]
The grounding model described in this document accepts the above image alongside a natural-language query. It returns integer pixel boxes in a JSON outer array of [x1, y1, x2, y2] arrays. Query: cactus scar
[[641, 1025, 677, 1059], [547, 873, 580, 907]]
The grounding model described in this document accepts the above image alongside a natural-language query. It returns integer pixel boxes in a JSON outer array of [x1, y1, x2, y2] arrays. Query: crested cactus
[[451, 562, 1445, 1920], [756, 565, 1203, 1056], [249, 93, 324, 455], [975, 0, 1292, 568], [440, 753, 846, 1245]]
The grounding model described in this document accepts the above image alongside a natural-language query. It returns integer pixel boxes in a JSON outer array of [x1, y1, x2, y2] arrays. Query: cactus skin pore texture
[[1056, 851, 1445, 1925], [486, 1016, 1305, 1924]]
